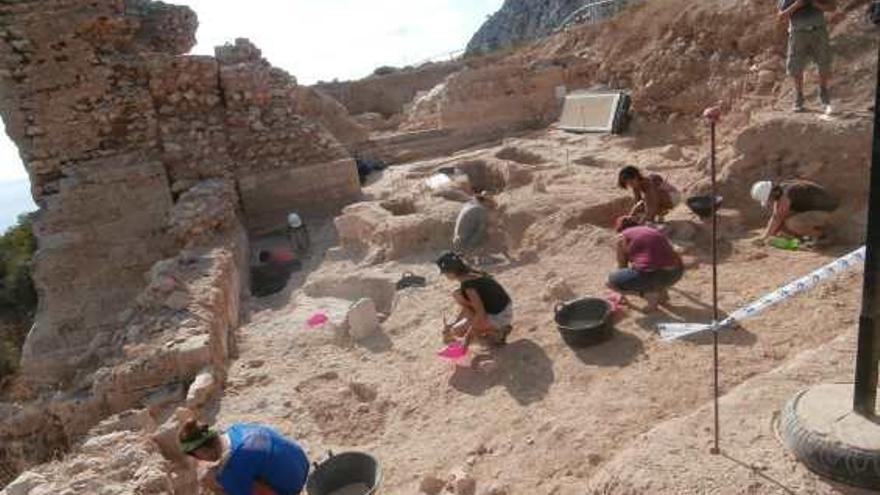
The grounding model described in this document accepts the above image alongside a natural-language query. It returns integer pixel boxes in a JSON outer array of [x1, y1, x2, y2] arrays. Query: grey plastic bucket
[[306, 451, 381, 495]]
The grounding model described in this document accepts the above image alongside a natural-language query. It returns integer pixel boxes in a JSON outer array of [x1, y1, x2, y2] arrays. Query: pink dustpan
[[438, 341, 468, 360], [306, 312, 328, 328]]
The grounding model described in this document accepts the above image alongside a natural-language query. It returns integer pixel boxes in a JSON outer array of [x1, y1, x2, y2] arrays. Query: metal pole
[[853, 41, 880, 417], [710, 119, 721, 454]]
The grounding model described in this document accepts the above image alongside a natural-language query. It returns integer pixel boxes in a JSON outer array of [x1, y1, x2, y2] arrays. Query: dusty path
[[211, 129, 864, 494]]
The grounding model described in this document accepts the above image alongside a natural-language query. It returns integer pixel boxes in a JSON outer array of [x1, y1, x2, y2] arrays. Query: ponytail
[[436, 251, 487, 277]]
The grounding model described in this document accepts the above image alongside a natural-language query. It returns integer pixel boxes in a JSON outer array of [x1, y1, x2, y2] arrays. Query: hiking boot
[[793, 93, 805, 113], [819, 86, 831, 106], [819, 87, 833, 116]]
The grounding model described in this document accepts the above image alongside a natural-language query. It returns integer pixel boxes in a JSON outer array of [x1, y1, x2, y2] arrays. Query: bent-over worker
[[287, 212, 310, 255], [751, 179, 839, 242], [179, 419, 309, 495], [437, 251, 513, 349], [607, 216, 684, 311], [453, 191, 497, 260], [618, 166, 681, 224]]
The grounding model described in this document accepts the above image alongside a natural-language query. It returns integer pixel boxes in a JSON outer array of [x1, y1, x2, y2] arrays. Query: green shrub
[[372, 65, 399, 77], [0, 214, 37, 380], [0, 215, 37, 313]]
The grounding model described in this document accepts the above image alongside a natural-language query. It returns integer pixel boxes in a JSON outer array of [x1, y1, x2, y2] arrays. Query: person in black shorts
[[751, 179, 840, 242], [436, 251, 513, 349]]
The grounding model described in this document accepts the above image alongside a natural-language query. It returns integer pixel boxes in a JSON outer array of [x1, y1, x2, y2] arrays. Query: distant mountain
[[0, 178, 36, 232], [466, 0, 588, 55]]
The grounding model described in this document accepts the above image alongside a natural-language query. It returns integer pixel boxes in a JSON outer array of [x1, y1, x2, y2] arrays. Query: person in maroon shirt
[[607, 216, 684, 311]]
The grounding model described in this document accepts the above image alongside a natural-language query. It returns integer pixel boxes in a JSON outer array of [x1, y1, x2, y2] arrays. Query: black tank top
[[782, 180, 839, 213], [461, 275, 511, 315]]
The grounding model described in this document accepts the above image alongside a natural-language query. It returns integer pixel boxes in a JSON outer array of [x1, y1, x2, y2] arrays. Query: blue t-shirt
[[217, 423, 309, 495]]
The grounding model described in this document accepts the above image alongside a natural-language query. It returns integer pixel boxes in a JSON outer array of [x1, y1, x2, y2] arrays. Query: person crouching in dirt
[[607, 216, 684, 311], [259, 247, 301, 271], [617, 166, 681, 224], [179, 419, 309, 495], [751, 179, 840, 244], [437, 251, 513, 350], [287, 212, 310, 256], [453, 190, 496, 263]]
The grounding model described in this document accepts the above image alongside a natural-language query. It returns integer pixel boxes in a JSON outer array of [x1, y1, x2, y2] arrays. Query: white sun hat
[[750, 181, 773, 208], [287, 212, 303, 228]]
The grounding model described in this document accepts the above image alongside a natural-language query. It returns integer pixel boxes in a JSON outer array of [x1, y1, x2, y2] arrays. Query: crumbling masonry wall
[[0, 0, 361, 385]]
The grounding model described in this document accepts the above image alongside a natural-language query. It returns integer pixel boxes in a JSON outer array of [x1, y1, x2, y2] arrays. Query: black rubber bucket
[[306, 451, 381, 495], [686, 195, 723, 219], [554, 298, 613, 347]]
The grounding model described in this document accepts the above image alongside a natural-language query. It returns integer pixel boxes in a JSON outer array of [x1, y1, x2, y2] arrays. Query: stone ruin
[[0, 0, 365, 486]]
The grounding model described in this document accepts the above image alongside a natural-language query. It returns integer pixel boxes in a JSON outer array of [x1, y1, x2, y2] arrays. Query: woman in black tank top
[[436, 251, 513, 349]]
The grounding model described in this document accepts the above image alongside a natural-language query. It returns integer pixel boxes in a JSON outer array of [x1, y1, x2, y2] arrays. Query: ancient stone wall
[[314, 61, 465, 118], [293, 85, 369, 147], [0, 179, 246, 487], [0, 0, 189, 383], [216, 39, 360, 233], [1, 409, 191, 495], [0, 1, 361, 385], [403, 64, 565, 133]]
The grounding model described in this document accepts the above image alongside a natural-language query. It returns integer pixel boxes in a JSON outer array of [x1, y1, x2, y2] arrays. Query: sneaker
[[823, 104, 834, 116], [819, 86, 831, 106]]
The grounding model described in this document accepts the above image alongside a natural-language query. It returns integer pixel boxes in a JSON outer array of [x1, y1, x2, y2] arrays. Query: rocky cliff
[[466, 0, 588, 55], [466, 0, 637, 55]]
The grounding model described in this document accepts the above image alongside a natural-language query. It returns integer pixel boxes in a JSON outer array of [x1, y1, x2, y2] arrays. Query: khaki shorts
[[785, 210, 832, 237], [787, 27, 832, 76]]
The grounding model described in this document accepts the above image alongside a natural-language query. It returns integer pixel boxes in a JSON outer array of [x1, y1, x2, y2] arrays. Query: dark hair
[[770, 185, 784, 202], [178, 419, 219, 454], [436, 251, 482, 276], [617, 166, 643, 189], [615, 215, 640, 233], [258, 250, 270, 263]]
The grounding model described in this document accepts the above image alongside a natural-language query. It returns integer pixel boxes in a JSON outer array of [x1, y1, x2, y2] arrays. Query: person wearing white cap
[[286, 212, 310, 255], [752, 179, 839, 242]]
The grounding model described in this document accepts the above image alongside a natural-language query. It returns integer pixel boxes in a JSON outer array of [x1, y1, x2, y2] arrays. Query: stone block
[[3, 471, 48, 495], [346, 298, 380, 340], [185, 370, 216, 409]]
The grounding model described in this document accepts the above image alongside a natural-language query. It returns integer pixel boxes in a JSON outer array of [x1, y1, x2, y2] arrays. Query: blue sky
[[0, 0, 502, 182]]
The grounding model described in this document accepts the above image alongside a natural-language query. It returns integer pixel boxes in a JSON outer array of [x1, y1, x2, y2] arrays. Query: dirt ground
[[209, 105, 872, 493]]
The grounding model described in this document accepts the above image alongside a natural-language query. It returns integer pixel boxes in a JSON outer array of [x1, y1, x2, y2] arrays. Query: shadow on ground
[[572, 330, 644, 367], [358, 332, 393, 353], [631, 289, 757, 347], [448, 339, 554, 406], [250, 219, 340, 312]]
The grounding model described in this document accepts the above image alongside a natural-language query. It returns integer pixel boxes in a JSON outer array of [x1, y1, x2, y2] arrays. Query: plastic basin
[[306, 452, 381, 495], [554, 298, 613, 347]]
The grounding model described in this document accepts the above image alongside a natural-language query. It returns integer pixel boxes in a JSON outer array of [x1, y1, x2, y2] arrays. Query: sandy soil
[[209, 110, 870, 493]]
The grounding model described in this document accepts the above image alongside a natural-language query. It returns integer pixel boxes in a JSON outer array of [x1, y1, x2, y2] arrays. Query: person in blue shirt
[[179, 419, 309, 495]]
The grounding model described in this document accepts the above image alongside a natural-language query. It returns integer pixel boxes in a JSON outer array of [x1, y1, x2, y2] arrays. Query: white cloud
[[0, 121, 26, 181], [179, 0, 503, 83], [0, 0, 502, 183]]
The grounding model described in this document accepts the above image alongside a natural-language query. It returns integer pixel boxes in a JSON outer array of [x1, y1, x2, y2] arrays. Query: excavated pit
[[563, 196, 634, 230], [380, 197, 418, 216], [454, 160, 508, 193], [495, 146, 547, 165]]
